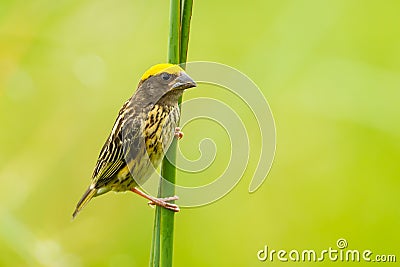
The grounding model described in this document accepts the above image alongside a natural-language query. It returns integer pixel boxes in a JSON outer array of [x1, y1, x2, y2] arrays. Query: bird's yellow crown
[[141, 64, 183, 81]]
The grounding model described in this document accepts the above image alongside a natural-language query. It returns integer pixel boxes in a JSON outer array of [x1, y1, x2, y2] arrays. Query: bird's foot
[[174, 127, 184, 140], [148, 196, 180, 212], [130, 187, 180, 212]]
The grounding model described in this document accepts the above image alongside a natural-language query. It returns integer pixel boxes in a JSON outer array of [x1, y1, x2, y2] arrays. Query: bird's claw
[[148, 196, 180, 212], [174, 127, 184, 140]]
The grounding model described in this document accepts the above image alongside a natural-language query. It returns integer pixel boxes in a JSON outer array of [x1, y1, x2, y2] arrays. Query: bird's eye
[[161, 73, 171, 81]]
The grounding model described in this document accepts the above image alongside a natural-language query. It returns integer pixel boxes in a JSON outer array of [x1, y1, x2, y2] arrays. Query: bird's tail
[[72, 186, 97, 219]]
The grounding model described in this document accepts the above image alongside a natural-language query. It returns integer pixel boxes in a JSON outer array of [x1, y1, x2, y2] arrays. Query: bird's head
[[136, 63, 197, 105]]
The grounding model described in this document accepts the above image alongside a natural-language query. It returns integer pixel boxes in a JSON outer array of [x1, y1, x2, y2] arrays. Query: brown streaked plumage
[[73, 64, 196, 218]]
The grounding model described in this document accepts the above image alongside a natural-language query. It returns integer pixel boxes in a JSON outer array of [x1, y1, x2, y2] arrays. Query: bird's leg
[[174, 127, 184, 140], [130, 187, 180, 212]]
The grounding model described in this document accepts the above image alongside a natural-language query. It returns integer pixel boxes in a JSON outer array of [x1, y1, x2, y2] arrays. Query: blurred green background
[[1, 0, 399, 266]]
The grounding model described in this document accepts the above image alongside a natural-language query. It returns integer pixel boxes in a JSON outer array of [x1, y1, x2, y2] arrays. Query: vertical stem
[[150, 1, 180, 267], [160, 0, 181, 264], [168, 0, 181, 65], [150, 1, 193, 266], [180, 0, 194, 68], [149, 206, 160, 266]]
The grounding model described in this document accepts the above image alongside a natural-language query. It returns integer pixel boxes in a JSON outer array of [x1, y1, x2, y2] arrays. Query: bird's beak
[[171, 72, 197, 90]]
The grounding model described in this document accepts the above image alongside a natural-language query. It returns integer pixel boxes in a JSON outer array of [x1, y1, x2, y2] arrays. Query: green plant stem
[[160, 0, 181, 265], [168, 0, 181, 65], [150, 1, 193, 266], [180, 0, 193, 68], [150, 0, 181, 266]]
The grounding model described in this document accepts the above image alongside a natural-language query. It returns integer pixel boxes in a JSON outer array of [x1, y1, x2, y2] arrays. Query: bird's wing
[[91, 133, 126, 187], [91, 101, 144, 188]]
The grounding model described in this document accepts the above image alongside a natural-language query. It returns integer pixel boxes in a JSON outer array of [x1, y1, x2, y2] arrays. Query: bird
[[72, 63, 196, 218]]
